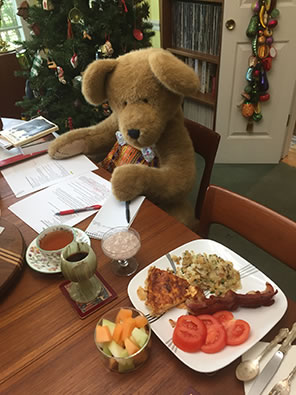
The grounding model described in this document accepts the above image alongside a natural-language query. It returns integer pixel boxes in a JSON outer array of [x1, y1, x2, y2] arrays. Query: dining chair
[[198, 184, 296, 270], [185, 118, 221, 219]]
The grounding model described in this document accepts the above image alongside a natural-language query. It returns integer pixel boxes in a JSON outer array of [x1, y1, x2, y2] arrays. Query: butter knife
[[248, 322, 296, 395]]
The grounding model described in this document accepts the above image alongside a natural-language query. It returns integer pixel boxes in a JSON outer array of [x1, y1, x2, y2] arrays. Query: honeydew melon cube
[[117, 358, 135, 372], [101, 342, 112, 356], [102, 318, 116, 336], [131, 327, 148, 348], [108, 340, 129, 358]]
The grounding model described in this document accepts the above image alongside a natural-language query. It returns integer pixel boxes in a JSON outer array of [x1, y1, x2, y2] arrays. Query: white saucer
[[25, 228, 91, 274]]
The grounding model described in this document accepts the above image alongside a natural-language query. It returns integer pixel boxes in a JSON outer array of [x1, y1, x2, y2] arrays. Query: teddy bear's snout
[[127, 129, 140, 139]]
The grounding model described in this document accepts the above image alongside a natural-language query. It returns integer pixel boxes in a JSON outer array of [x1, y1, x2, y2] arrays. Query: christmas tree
[[15, 0, 154, 134]]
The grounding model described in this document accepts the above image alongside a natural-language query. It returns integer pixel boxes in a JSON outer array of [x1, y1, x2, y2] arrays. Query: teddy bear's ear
[[148, 49, 200, 97], [81, 59, 118, 105]]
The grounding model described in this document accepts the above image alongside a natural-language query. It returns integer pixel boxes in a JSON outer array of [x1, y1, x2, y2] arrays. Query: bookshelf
[[160, 0, 224, 129]]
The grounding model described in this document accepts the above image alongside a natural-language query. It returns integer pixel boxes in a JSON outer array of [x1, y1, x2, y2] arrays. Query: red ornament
[[259, 93, 270, 102], [262, 57, 272, 71], [253, 69, 260, 77]]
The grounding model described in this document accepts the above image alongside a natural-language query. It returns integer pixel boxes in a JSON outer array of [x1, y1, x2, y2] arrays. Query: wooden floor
[[281, 140, 296, 167]]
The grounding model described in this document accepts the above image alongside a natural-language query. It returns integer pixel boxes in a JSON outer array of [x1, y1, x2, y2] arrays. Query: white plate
[[127, 239, 288, 373], [25, 228, 91, 274]]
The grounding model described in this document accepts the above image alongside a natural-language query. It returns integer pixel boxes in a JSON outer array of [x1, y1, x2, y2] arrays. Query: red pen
[[55, 204, 102, 216]]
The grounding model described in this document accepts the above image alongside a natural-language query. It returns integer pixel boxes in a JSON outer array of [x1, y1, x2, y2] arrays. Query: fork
[[145, 312, 164, 324], [165, 338, 178, 353], [268, 365, 296, 395]]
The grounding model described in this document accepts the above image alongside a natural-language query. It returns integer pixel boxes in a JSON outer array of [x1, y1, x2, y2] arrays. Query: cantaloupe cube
[[112, 323, 124, 345], [124, 337, 140, 356], [96, 324, 112, 343], [115, 308, 133, 323], [121, 317, 136, 340], [134, 315, 148, 328]]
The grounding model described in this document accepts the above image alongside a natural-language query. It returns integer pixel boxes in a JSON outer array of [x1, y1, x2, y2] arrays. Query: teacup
[[36, 225, 75, 263]]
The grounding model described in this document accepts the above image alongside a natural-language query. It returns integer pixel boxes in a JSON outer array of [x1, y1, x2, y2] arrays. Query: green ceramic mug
[[61, 241, 102, 303]]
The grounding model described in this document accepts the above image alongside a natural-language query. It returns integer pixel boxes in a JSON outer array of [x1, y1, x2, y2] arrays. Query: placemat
[[59, 272, 117, 319]]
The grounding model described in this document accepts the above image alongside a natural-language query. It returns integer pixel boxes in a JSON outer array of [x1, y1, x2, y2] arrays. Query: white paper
[[9, 171, 111, 233], [86, 194, 145, 239], [244, 342, 296, 395], [1, 153, 98, 197]]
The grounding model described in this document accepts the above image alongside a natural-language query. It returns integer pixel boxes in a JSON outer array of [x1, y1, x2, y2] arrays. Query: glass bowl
[[94, 306, 151, 373]]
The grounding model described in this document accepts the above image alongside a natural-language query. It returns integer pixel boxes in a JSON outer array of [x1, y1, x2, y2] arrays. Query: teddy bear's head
[[81, 48, 200, 149]]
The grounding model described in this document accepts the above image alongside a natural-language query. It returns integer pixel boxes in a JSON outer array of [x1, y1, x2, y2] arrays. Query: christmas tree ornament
[[240, 0, 279, 129], [68, 6, 83, 24], [83, 29, 92, 40], [72, 75, 82, 89], [42, 0, 54, 11], [67, 19, 74, 39], [16, 48, 31, 70], [25, 79, 34, 99], [100, 39, 114, 57], [70, 52, 78, 68], [30, 51, 43, 77], [57, 66, 66, 84]]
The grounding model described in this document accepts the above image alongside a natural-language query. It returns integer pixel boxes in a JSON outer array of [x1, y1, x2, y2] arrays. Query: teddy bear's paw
[[48, 139, 86, 159], [111, 166, 145, 201]]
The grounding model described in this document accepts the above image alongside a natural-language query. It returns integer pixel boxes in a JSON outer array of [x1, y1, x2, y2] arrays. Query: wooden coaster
[[59, 272, 117, 319], [0, 218, 25, 296]]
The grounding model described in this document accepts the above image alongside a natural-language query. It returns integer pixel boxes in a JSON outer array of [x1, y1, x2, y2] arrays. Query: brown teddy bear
[[48, 48, 200, 227]]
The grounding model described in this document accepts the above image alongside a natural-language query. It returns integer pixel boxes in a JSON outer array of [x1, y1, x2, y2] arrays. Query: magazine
[[1, 116, 59, 147]]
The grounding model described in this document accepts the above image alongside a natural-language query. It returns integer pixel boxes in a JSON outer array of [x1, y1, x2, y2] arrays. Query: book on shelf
[[0, 132, 58, 169], [0, 116, 59, 147]]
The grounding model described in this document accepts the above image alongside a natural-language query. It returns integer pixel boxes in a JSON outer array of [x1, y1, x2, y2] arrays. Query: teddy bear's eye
[[123, 101, 127, 106], [142, 98, 149, 103]]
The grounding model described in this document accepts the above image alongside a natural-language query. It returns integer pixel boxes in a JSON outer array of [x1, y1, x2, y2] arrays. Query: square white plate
[[127, 239, 287, 373]]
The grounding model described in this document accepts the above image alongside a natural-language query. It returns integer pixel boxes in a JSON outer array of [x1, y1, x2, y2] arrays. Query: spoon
[[268, 365, 296, 395], [235, 327, 289, 381]]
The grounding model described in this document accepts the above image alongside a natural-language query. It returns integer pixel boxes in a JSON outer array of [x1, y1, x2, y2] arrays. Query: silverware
[[145, 312, 164, 324], [248, 322, 296, 395], [268, 365, 296, 395], [166, 252, 176, 273], [236, 328, 289, 381]]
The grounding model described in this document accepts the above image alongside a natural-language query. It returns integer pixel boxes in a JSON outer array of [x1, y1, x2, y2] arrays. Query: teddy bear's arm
[[48, 113, 118, 159]]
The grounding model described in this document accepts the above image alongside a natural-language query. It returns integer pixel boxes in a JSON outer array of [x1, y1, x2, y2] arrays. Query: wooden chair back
[[198, 185, 296, 270], [185, 118, 221, 219]]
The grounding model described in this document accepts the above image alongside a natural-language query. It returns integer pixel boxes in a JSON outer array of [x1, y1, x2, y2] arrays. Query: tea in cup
[[36, 224, 75, 261]]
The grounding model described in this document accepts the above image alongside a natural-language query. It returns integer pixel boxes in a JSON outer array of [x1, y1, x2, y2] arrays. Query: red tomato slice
[[226, 319, 250, 346], [213, 311, 234, 327], [200, 323, 227, 353], [196, 314, 220, 328], [173, 315, 207, 353], [200, 323, 227, 354]]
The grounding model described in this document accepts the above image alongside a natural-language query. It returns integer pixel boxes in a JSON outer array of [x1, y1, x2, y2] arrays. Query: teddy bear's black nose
[[127, 129, 140, 139]]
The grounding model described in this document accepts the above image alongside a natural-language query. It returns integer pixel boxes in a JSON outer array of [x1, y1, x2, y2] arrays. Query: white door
[[215, 0, 296, 163]]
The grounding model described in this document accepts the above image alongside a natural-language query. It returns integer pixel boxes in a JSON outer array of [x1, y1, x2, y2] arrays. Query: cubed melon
[[112, 323, 124, 345], [108, 340, 129, 358], [115, 308, 133, 323], [134, 315, 148, 328], [121, 317, 136, 340], [124, 337, 140, 356], [131, 327, 148, 348], [96, 325, 112, 343], [102, 318, 116, 336]]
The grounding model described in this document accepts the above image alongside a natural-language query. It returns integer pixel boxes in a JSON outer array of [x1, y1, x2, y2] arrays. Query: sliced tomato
[[213, 311, 234, 327], [172, 315, 207, 353], [226, 319, 250, 346], [200, 323, 227, 354], [196, 314, 221, 328]]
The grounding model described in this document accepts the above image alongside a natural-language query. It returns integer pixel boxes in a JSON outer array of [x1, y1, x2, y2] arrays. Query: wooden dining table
[[0, 167, 295, 395]]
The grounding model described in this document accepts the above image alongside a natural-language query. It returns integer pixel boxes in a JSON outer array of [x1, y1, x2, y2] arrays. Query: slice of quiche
[[142, 266, 196, 316]]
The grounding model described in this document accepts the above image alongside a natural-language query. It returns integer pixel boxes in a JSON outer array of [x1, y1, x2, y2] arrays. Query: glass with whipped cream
[[101, 227, 141, 276]]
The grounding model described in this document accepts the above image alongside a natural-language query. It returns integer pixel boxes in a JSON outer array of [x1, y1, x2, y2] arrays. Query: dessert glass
[[101, 227, 141, 276]]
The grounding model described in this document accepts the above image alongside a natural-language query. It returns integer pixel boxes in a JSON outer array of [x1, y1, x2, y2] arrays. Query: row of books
[[0, 116, 59, 168], [183, 98, 214, 130], [172, 1, 222, 56], [184, 57, 217, 96]]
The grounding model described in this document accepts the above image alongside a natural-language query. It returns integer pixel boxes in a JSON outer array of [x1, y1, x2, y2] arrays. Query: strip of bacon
[[186, 283, 277, 316]]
